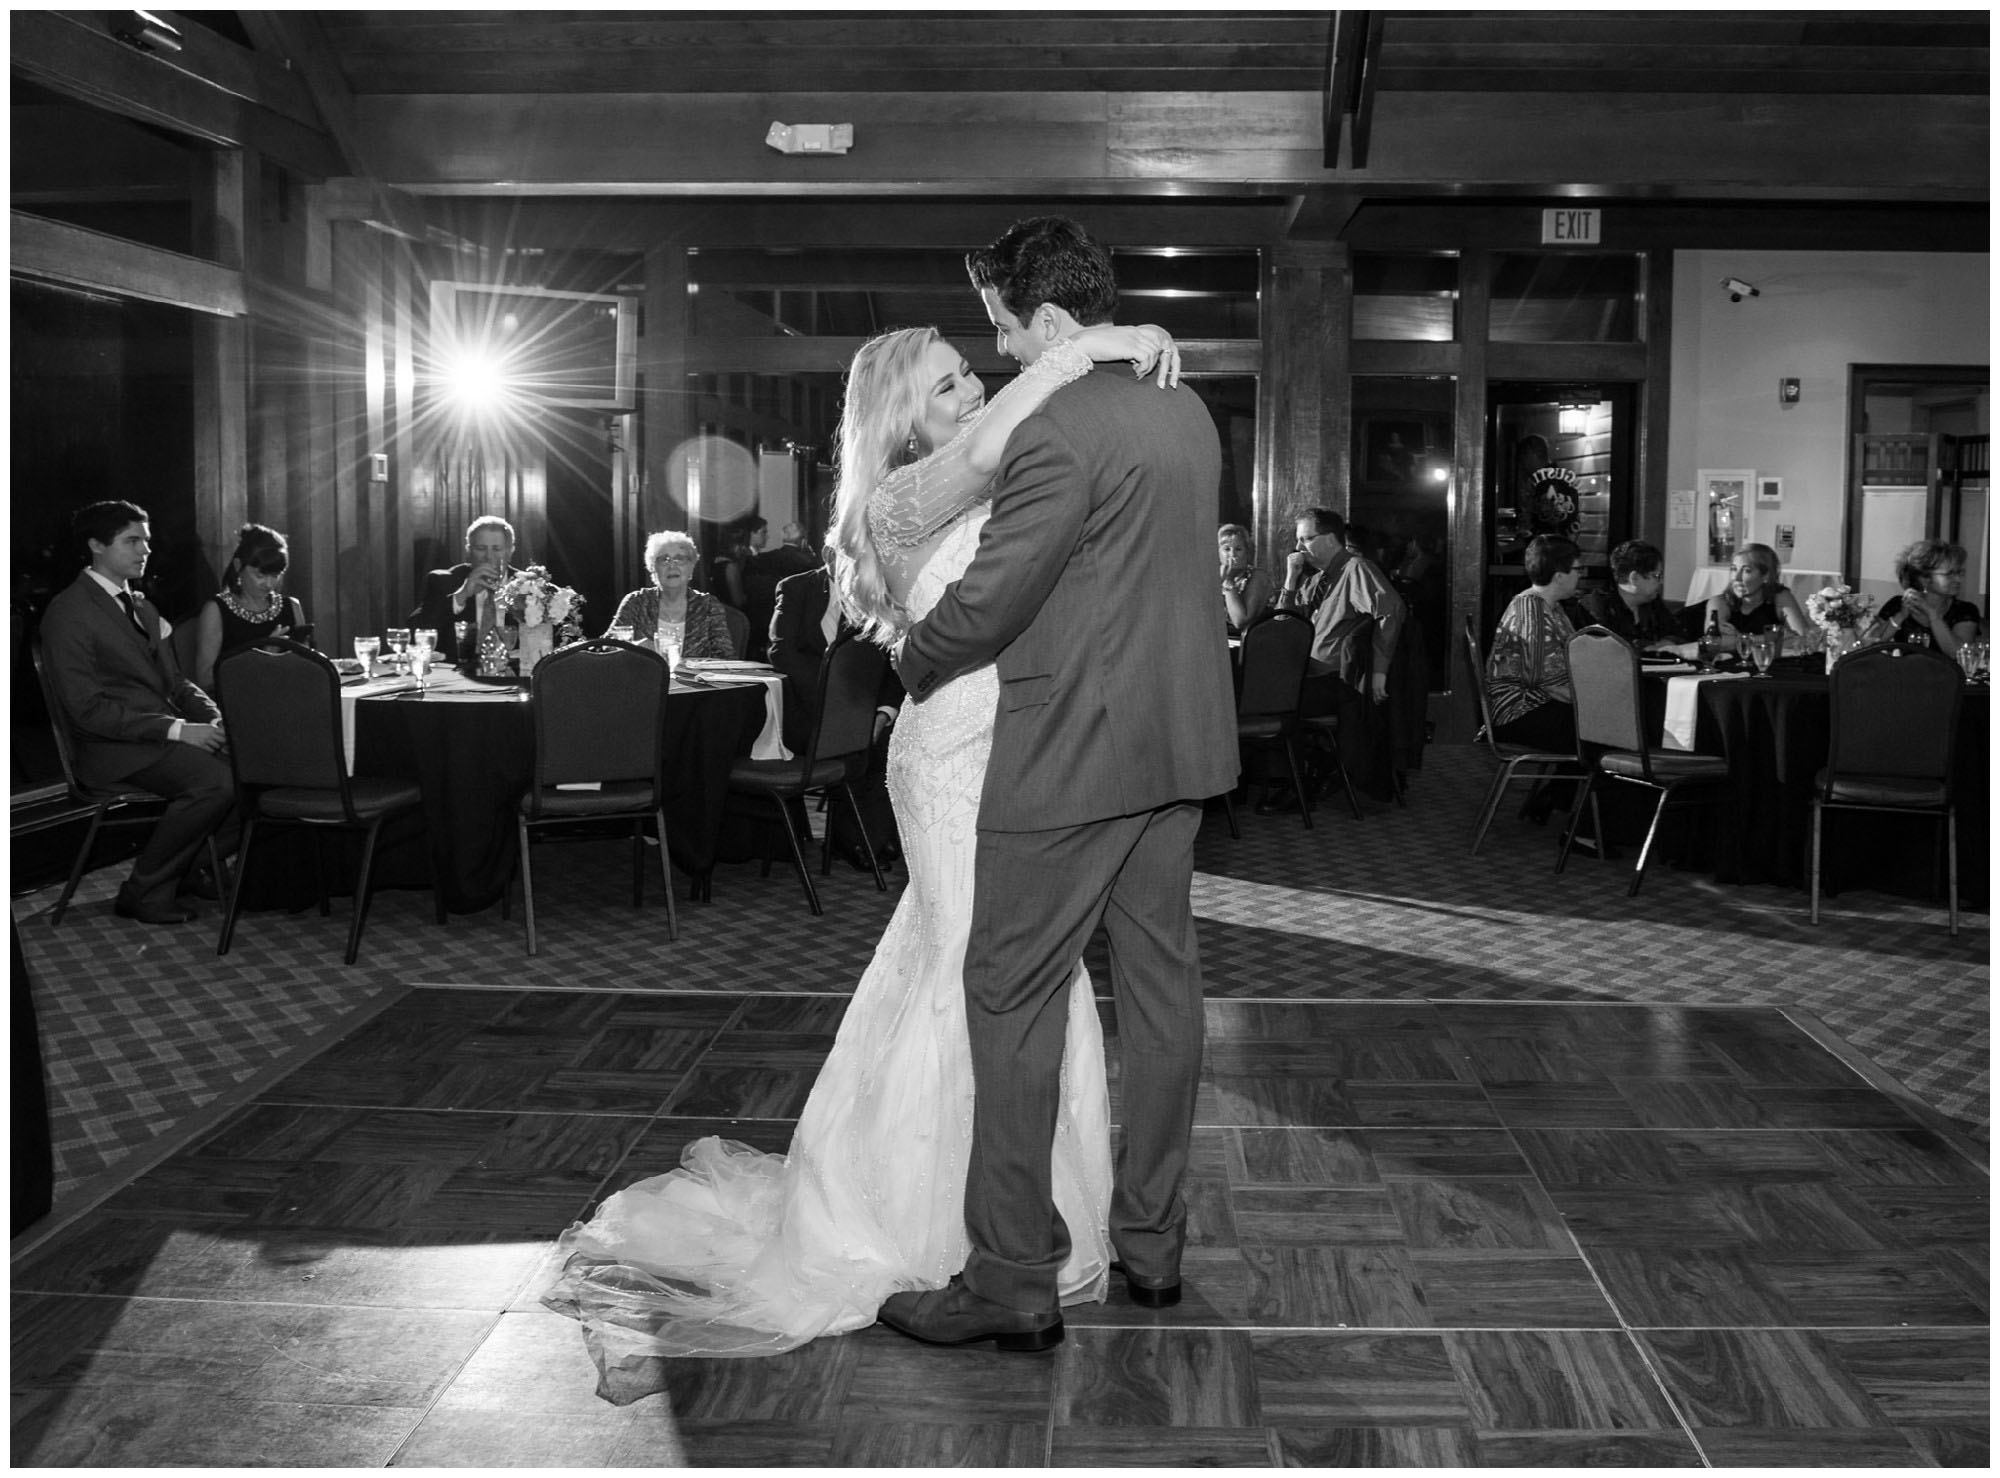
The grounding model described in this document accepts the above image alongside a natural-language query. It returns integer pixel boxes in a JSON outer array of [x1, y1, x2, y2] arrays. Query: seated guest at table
[[1217, 522, 1274, 634], [39, 500, 234, 925], [768, 558, 903, 866], [1274, 507, 1405, 804], [608, 530, 736, 658], [1701, 542, 1811, 652], [1576, 538, 1679, 652], [190, 523, 308, 690], [1868, 538, 1983, 657], [411, 515, 520, 665], [1488, 534, 1580, 763]]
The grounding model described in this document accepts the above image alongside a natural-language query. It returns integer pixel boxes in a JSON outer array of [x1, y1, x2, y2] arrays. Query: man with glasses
[[1577, 539, 1683, 651]]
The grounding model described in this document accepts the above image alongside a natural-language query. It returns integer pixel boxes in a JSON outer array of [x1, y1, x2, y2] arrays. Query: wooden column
[[642, 242, 693, 532], [191, 149, 251, 591], [1443, 249, 1492, 743], [1256, 241, 1347, 572]]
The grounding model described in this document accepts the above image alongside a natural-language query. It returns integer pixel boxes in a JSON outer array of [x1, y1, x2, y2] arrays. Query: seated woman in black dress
[[1867, 538, 1983, 658], [1700, 542, 1811, 653], [190, 523, 307, 690]]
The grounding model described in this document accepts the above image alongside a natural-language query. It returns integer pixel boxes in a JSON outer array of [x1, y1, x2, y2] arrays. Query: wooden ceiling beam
[[13, 10, 340, 174], [424, 198, 1292, 252], [356, 88, 1985, 202]]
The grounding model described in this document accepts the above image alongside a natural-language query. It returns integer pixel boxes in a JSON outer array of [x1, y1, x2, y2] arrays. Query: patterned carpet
[[13, 744, 1986, 1231]]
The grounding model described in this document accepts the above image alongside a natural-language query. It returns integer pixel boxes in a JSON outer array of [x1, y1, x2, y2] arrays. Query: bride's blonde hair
[[831, 326, 940, 643]]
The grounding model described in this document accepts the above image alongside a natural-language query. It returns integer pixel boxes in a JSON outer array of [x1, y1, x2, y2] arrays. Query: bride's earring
[[905, 433, 920, 458]]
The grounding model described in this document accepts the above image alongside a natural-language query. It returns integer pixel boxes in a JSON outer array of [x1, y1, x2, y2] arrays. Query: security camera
[[1720, 276, 1760, 302]]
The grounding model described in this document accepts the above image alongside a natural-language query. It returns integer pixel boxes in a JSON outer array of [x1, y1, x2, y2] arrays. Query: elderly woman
[[1869, 538, 1983, 657], [607, 530, 736, 659], [1701, 542, 1811, 652], [190, 522, 308, 690], [1217, 523, 1274, 634]]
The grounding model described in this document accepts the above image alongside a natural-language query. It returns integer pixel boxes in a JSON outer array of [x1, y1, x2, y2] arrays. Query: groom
[[881, 217, 1238, 1351]]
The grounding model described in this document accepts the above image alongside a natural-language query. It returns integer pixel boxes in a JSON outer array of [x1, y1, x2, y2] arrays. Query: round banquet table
[[243, 678, 766, 915], [1692, 661, 1988, 903]]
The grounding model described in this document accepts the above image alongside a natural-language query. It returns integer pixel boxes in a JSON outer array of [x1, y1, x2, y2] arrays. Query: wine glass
[[411, 628, 437, 688], [1747, 631, 1777, 677], [1957, 638, 1987, 682], [385, 627, 411, 675], [353, 635, 380, 674]]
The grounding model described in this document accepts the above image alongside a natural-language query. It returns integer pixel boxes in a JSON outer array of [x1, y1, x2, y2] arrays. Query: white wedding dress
[[543, 507, 1113, 1385]]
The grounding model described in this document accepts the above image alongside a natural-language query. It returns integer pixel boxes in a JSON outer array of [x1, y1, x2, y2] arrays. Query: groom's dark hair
[[967, 217, 1118, 327]]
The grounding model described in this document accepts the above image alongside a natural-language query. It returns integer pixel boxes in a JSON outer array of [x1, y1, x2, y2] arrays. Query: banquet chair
[[1555, 626, 1731, 896], [1464, 614, 1585, 855], [214, 639, 441, 964], [515, 637, 678, 955], [28, 636, 227, 926], [1223, 610, 1317, 835], [1811, 643, 1964, 935], [725, 633, 888, 915], [718, 602, 750, 659]]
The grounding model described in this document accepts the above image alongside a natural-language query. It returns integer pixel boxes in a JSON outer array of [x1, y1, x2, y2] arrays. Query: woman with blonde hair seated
[[1700, 542, 1811, 652], [605, 529, 735, 658], [1217, 523, 1274, 634], [1869, 538, 1982, 657]]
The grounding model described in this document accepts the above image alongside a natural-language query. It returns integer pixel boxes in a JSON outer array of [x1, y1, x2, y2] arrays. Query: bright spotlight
[[442, 347, 510, 415]]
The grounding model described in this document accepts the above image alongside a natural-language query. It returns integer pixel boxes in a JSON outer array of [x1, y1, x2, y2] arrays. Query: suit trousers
[[960, 801, 1206, 1313], [118, 744, 236, 908]]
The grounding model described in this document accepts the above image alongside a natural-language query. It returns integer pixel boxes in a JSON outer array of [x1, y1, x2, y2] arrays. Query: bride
[[542, 320, 1180, 1386]]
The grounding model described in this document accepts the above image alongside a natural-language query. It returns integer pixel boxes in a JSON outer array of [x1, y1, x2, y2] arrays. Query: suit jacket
[[769, 567, 904, 755], [411, 563, 517, 664], [896, 365, 1239, 831], [40, 571, 221, 790]]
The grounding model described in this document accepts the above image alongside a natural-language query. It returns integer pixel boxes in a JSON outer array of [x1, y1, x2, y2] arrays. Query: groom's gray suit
[[896, 360, 1238, 1313]]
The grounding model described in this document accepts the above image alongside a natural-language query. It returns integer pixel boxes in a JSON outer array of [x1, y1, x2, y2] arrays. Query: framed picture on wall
[[1697, 468, 1754, 565]]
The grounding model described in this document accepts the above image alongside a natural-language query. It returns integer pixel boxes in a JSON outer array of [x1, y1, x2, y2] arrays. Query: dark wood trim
[[642, 244, 694, 532], [1486, 343, 1649, 382], [9, 212, 245, 317], [1349, 13, 1387, 170], [1324, 12, 1365, 168], [1637, 248, 1675, 551], [679, 336, 1260, 376]]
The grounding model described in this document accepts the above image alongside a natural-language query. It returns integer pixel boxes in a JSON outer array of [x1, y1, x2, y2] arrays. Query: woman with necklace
[[190, 523, 307, 690]]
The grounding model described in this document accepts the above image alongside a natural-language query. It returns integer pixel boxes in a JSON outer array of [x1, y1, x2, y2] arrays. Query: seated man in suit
[[767, 560, 902, 868], [39, 500, 235, 925], [411, 515, 519, 667]]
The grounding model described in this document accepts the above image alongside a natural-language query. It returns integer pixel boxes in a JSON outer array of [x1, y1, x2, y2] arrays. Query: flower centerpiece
[[491, 565, 584, 676], [1804, 582, 1875, 673]]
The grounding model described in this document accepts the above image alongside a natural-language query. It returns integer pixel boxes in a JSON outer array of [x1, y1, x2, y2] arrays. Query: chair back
[[1567, 626, 1648, 757], [807, 634, 889, 767], [718, 602, 750, 659], [1464, 614, 1502, 752], [530, 639, 671, 789], [1826, 644, 1963, 789], [28, 636, 90, 801], [215, 639, 348, 792], [1236, 610, 1312, 719]]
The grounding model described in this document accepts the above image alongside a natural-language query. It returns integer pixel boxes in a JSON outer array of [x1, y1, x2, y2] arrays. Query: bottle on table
[[1698, 607, 1722, 670]]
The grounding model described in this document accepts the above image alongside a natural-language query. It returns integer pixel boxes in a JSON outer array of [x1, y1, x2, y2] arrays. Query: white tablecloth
[[1684, 566, 1844, 607], [338, 674, 421, 772], [1659, 671, 1750, 751], [687, 669, 790, 761]]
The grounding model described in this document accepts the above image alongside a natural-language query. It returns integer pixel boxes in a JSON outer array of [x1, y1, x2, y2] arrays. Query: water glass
[[608, 625, 635, 646], [655, 628, 683, 671], [411, 628, 436, 687], [353, 635, 380, 673], [385, 627, 411, 673], [1746, 631, 1777, 676]]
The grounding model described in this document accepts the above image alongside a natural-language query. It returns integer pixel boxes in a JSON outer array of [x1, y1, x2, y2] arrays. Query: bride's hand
[[1068, 324, 1181, 389]]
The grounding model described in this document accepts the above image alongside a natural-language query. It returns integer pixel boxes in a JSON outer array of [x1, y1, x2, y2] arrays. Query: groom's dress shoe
[[877, 1279, 1063, 1352], [1112, 1260, 1183, 1309], [113, 894, 196, 926]]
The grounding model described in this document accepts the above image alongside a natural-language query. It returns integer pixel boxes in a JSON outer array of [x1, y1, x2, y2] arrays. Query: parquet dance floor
[[12, 747, 1987, 1466]]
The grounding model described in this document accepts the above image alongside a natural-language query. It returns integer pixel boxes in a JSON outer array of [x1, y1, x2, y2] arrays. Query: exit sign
[[1541, 208, 1601, 245]]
